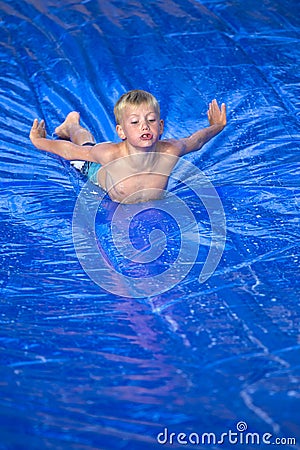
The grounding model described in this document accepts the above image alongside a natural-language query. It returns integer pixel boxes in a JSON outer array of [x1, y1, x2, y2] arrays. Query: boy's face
[[116, 103, 164, 150]]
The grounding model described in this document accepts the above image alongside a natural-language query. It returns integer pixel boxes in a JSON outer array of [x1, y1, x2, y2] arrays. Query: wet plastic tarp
[[0, 0, 300, 449]]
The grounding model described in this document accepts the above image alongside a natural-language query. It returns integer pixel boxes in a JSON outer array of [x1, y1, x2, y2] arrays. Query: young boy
[[30, 90, 226, 203]]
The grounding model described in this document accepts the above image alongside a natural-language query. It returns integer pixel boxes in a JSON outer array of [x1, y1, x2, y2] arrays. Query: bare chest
[[104, 171, 169, 203]]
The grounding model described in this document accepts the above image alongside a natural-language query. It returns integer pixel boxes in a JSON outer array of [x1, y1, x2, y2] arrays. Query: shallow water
[[1, 0, 300, 448]]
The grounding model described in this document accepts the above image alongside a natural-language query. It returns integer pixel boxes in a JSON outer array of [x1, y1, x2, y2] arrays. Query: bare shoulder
[[155, 140, 181, 172], [91, 141, 122, 165], [157, 139, 183, 156]]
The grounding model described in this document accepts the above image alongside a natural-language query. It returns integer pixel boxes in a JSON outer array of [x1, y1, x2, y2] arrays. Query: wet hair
[[114, 89, 160, 124]]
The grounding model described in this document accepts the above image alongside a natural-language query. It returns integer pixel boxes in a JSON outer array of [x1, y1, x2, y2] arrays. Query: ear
[[116, 124, 126, 140], [159, 119, 164, 136]]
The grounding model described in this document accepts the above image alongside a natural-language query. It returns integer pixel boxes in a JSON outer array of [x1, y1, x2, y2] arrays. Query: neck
[[123, 142, 159, 170]]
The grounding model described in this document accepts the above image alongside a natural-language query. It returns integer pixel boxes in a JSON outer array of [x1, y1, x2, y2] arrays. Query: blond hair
[[113, 89, 160, 125]]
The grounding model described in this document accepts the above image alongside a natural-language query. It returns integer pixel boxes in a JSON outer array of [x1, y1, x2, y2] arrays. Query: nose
[[141, 120, 150, 130]]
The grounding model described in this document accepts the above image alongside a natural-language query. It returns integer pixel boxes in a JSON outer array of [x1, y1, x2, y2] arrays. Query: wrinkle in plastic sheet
[[0, 0, 300, 449]]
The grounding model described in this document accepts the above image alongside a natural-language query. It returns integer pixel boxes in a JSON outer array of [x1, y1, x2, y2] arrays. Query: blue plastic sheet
[[1, 0, 300, 449]]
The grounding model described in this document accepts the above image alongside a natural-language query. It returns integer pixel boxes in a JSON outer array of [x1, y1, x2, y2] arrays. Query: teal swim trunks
[[79, 142, 101, 186], [81, 161, 102, 185]]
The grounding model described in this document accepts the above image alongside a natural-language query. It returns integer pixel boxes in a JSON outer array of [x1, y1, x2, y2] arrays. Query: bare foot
[[55, 111, 80, 139]]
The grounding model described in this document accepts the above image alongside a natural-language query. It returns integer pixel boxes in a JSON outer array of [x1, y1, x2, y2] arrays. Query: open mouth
[[140, 133, 153, 140]]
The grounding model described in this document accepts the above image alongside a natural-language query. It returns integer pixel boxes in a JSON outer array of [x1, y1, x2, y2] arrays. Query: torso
[[97, 144, 178, 203], [108, 172, 169, 203]]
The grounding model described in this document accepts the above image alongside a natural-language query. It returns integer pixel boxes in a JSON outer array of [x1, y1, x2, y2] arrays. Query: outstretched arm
[[30, 119, 99, 162], [174, 99, 226, 156]]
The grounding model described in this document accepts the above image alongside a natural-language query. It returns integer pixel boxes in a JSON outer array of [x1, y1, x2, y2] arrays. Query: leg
[[55, 112, 96, 145]]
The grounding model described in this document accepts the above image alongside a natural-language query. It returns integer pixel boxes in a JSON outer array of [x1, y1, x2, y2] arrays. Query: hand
[[30, 118, 47, 141], [207, 99, 226, 128]]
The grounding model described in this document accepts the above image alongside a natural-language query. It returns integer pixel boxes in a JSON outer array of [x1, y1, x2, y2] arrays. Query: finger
[[32, 118, 38, 128], [211, 99, 220, 112]]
